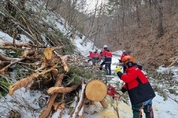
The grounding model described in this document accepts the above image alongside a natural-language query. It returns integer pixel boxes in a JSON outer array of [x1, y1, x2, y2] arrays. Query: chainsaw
[[107, 85, 127, 103], [107, 84, 118, 98]]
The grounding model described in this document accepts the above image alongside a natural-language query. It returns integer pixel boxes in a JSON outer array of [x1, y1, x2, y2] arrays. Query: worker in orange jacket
[[100, 49, 112, 75]]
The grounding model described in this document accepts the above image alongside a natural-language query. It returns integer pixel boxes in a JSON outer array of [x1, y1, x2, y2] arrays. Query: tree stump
[[85, 79, 108, 108]]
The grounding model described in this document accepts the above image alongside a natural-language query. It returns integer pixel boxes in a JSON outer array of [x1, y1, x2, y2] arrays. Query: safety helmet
[[122, 50, 127, 54], [94, 49, 98, 53], [121, 55, 134, 64], [103, 45, 108, 48]]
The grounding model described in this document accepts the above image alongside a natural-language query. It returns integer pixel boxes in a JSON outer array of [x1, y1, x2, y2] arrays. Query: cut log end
[[85, 80, 107, 102]]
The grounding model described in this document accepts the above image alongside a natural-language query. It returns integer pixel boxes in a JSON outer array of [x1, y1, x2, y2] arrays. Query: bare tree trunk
[[93, 3, 102, 49], [152, 0, 164, 37], [158, 3, 164, 36], [133, 0, 140, 28]]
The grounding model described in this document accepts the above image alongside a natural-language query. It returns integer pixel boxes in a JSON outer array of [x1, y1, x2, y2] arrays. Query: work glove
[[115, 66, 121, 73], [114, 91, 123, 99]]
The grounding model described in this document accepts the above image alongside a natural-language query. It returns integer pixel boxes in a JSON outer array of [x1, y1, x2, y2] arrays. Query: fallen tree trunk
[[85, 79, 107, 102], [0, 59, 23, 73], [9, 66, 58, 96], [2, 41, 32, 48], [0, 54, 14, 61], [47, 85, 79, 94], [39, 73, 64, 118]]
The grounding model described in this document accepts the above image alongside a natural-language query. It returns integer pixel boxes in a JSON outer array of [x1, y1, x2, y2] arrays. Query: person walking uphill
[[115, 55, 156, 118]]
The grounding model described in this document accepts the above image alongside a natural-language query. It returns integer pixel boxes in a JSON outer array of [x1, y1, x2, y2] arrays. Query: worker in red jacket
[[120, 50, 128, 62], [100, 49, 112, 75], [115, 55, 156, 118], [87, 51, 93, 63], [91, 49, 101, 66], [100, 45, 108, 59]]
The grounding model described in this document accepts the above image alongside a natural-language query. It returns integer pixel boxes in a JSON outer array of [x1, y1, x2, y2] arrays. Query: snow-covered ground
[[1, 30, 178, 118], [1, 1, 178, 117]]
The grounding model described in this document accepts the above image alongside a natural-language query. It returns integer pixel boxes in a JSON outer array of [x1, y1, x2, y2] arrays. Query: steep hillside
[[90, 1, 178, 71], [129, 13, 178, 70]]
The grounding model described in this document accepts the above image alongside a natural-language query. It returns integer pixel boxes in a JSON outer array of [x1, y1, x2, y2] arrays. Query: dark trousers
[[132, 99, 154, 118], [105, 63, 111, 75]]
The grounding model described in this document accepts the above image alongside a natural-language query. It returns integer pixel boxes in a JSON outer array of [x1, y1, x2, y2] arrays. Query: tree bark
[[152, 0, 164, 36], [39, 74, 64, 118]]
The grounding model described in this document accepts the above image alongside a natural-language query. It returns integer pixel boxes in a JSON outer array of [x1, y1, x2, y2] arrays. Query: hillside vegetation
[[1, 0, 178, 70], [45, 0, 178, 70], [1, 0, 178, 117]]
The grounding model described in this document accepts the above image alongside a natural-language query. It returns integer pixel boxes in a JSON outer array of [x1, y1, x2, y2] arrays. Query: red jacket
[[101, 49, 107, 57], [121, 66, 148, 90], [118, 65, 155, 105], [92, 52, 100, 60], [88, 52, 93, 59], [120, 53, 128, 61]]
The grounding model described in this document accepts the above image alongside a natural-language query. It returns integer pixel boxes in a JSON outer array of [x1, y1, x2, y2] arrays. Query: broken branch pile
[[0, 41, 108, 118]]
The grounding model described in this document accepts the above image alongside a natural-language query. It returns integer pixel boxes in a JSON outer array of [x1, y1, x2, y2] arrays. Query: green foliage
[[64, 66, 85, 85], [61, 36, 75, 54], [5, 49, 23, 58], [9, 110, 21, 118], [147, 70, 178, 100], [168, 88, 177, 95], [0, 76, 12, 97], [64, 66, 93, 86]]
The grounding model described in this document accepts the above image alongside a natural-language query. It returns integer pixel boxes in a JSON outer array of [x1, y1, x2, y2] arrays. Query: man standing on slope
[[100, 45, 108, 58], [100, 45, 112, 75], [115, 55, 156, 118]]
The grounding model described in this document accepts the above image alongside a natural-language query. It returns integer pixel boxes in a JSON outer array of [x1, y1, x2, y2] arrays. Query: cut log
[[9, 66, 57, 95], [39, 74, 64, 118], [54, 51, 69, 72], [0, 54, 13, 61], [100, 98, 108, 108], [0, 59, 22, 73], [47, 85, 79, 94], [44, 47, 54, 60], [3, 42, 31, 48], [20, 49, 35, 58], [85, 80, 107, 102], [72, 82, 86, 118]]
